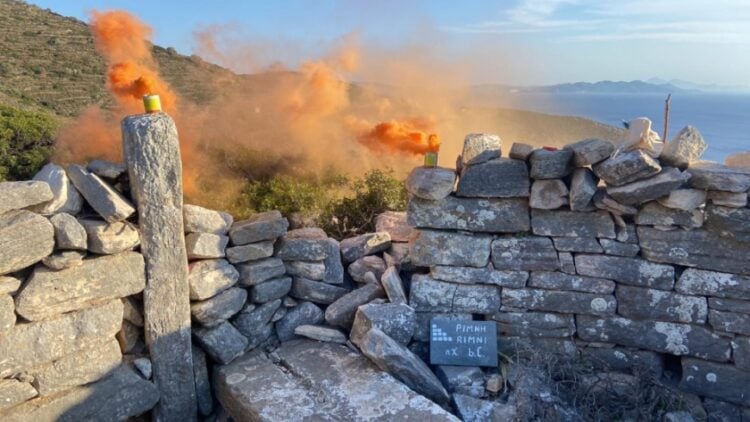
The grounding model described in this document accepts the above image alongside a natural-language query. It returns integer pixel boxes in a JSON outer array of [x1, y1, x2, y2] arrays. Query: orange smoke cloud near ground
[[352, 117, 440, 155]]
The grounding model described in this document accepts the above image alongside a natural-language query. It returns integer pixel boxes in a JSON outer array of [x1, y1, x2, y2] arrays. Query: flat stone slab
[[456, 158, 530, 198], [569, 168, 597, 211], [638, 227, 750, 276], [49, 213, 87, 250], [529, 149, 573, 179], [616, 284, 707, 324], [493, 311, 575, 338], [188, 259, 239, 300], [411, 229, 492, 268], [704, 204, 750, 243], [676, 268, 750, 300], [680, 358, 750, 406], [66, 164, 135, 223], [0, 210, 54, 275], [229, 211, 289, 245], [408, 196, 530, 233], [430, 265, 528, 288], [79, 219, 140, 255], [214, 340, 458, 421], [575, 254, 675, 290], [661, 126, 707, 168], [564, 138, 614, 166], [237, 258, 286, 286], [593, 150, 661, 186], [405, 166, 456, 200], [324, 283, 385, 329], [409, 274, 500, 314], [183, 204, 233, 235], [502, 288, 616, 316], [350, 302, 416, 346], [687, 162, 750, 192], [607, 167, 690, 205], [0, 180, 53, 215], [31, 163, 82, 215], [635, 202, 703, 229], [491, 236, 560, 272], [226, 240, 274, 264], [375, 211, 413, 242], [528, 271, 614, 293], [531, 209, 615, 238], [461, 133, 502, 166]]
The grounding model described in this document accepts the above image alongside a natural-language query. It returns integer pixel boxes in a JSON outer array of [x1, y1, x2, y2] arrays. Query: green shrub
[[0, 105, 57, 181], [237, 173, 339, 217]]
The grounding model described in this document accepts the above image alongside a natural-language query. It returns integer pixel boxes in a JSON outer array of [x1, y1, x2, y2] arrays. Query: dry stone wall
[[404, 132, 750, 417]]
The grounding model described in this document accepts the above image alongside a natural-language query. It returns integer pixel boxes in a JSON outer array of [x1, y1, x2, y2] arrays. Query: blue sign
[[429, 319, 498, 367]]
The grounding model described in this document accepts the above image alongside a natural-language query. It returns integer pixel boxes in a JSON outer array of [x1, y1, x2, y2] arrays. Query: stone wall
[[403, 132, 750, 417]]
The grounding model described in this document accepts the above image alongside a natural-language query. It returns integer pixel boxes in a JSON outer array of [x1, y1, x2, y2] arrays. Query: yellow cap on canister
[[143, 94, 162, 113]]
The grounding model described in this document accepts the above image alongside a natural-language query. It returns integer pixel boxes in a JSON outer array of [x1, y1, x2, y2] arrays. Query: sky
[[28, 0, 750, 86]]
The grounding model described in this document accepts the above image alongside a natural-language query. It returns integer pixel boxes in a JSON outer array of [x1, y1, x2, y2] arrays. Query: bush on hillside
[[0, 105, 57, 181]]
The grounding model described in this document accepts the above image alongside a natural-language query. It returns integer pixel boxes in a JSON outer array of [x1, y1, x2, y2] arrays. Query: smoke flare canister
[[143, 94, 162, 113], [424, 152, 438, 167]]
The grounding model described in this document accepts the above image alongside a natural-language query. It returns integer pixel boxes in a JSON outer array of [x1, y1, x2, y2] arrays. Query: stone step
[[214, 340, 459, 421]]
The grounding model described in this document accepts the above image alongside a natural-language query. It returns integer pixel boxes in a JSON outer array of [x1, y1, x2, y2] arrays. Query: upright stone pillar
[[122, 113, 197, 421]]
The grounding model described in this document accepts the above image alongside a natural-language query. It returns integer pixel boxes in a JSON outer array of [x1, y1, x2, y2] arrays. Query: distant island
[[471, 79, 750, 96]]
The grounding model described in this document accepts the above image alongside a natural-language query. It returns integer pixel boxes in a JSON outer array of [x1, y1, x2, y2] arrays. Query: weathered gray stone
[[607, 167, 690, 205], [0, 378, 37, 411], [582, 347, 663, 376], [0, 180, 53, 215], [493, 311, 575, 337], [529, 179, 568, 209], [276, 301, 324, 341], [30, 338, 121, 396], [658, 189, 707, 211], [122, 297, 143, 327], [575, 254, 675, 290], [193, 321, 248, 364], [680, 358, 750, 406], [79, 219, 140, 254], [190, 287, 247, 327], [491, 236, 560, 271], [676, 268, 750, 300], [636, 201, 703, 228], [413, 313, 472, 342], [32, 163, 83, 215], [41, 250, 85, 271], [87, 159, 126, 179], [0, 294, 14, 332], [324, 283, 385, 329], [384, 243, 412, 271], [434, 365, 484, 394], [272, 306, 287, 322], [226, 240, 274, 263], [15, 252, 145, 321], [709, 309, 750, 335], [229, 210, 288, 245], [529, 149, 573, 179], [578, 315, 731, 361], [564, 138, 615, 166], [461, 133, 502, 165], [617, 284, 707, 324], [532, 209, 616, 238], [431, 265, 528, 287], [275, 231, 328, 261], [502, 288, 616, 316], [0, 210, 54, 275], [707, 190, 747, 207], [232, 299, 281, 337], [409, 274, 501, 314], [188, 259, 239, 300], [237, 257, 286, 286], [709, 297, 750, 314], [133, 357, 152, 379], [183, 204, 232, 235], [348, 255, 387, 283], [122, 112, 196, 419], [411, 229, 492, 268], [408, 195, 530, 233], [350, 303, 416, 346], [405, 166, 456, 200], [49, 213, 86, 250], [552, 237, 603, 253], [191, 345, 213, 416], [559, 251, 576, 274], [322, 238, 344, 284], [185, 232, 228, 259], [0, 300, 122, 377], [453, 394, 516, 422], [340, 232, 391, 263], [456, 158, 530, 198], [116, 319, 142, 354], [616, 223, 639, 244], [1, 365, 159, 422], [599, 239, 640, 257], [661, 126, 707, 168], [593, 189, 639, 215], [380, 266, 407, 303], [569, 168, 598, 211], [375, 211, 412, 242], [250, 277, 291, 303], [509, 142, 534, 161], [528, 271, 615, 293], [733, 337, 750, 371], [290, 277, 348, 305], [214, 340, 457, 421], [687, 161, 750, 192], [294, 325, 347, 343], [353, 327, 450, 405], [704, 204, 750, 243], [0, 276, 21, 295], [67, 164, 136, 222], [638, 227, 750, 275], [284, 260, 325, 280], [703, 398, 745, 421], [593, 150, 662, 186]]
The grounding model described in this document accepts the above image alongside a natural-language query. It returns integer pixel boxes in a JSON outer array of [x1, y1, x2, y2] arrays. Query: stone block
[[67, 164, 135, 222], [599, 239, 639, 257], [676, 268, 750, 300], [408, 195, 530, 233], [409, 274, 500, 314], [531, 209, 615, 238], [657, 188, 707, 211], [411, 229, 492, 268], [15, 252, 145, 321], [569, 168, 598, 211], [528, 271, 615, 293], [340, 232, 391, 264], [79, 219, 140, 255], [191, 287, 247, 327], [529, 179, 568, 209], [229, 210, 288, 245], [324, 283, 385, 329], [509, 142, 534, 161], [493, 311, 575, 337], [0, 210, 54, 275], [456, 158, 530, 198], [41, 250, 85, 271], [564, 138, 615, 166], [185, 232, 228, 259], [461, 133, 502, 166], [0, 180, 53, 215], [593, 150, 661, 186], [581, 347, 663, 376], [226, 240, 274, 264], [607, 167, 690, 205], [375, 211, 412, 242], [529, 149, 573, 179], [502, 288, 616, 316], [708, 297, 750, 314], [491, 236, 560, 271], [191, 345, 213, 416], [430, 265, 528, 288], [87, 159, 126, 179], [250, 277, 292, 303], [193, 321, 248, 364], [284, 260, 325, 280], [636, 201, 703, 229], [348, 255, 387, 283], [0, 294, 15, 332], [709, 309, 750, 335], [552, 237, 602, 253], [183, 204, 233, 235], [0, 379, 37, 412], [575, 254, 674, 290], [704, 204, 750, 243], [661, 126, 707, 168], [733, 337, 750, 371], [616, 284, 707, 324], [188, 259, 239, 300], [707, 190, 747, 207], [380, 266, 407, 303], [687, 162, 750, 192], [680, 358, 750, 406], [276, 301, 324, 342], [405, 167, 456, 200], [232, 299, 281, 337], [350, 302, 416, 346], [31, 163, 82, 215], [294, 325, 347, 343], [237, 257, 286, 286], [49, 213, 86, 250], [290, 277, 348, 305]]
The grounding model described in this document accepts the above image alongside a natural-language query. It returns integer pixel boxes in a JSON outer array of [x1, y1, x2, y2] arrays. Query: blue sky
[[28, 0, 750, 86]]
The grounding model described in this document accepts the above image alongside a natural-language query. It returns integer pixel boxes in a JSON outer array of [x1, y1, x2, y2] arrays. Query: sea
[[499, 92, 750, 162]]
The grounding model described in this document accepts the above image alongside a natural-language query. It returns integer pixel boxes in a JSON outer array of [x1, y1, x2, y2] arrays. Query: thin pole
[[663, 94, 671, 142]]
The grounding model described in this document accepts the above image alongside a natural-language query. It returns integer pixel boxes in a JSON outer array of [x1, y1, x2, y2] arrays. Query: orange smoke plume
[[353, 117, 440, 155]]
